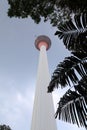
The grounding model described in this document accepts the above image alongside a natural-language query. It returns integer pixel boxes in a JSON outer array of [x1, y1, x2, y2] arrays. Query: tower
[[31, 35, 57, 130]]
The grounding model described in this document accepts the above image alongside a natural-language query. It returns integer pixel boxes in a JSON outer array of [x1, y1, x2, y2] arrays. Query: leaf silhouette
[[48, 52, 87, 92], [55, 13, 87, 52], [55, 89, 87, 129]]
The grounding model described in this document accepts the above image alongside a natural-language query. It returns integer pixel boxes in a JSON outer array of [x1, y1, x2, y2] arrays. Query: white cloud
[[0, 76, 85, 130], [0, 76, 34, 130]]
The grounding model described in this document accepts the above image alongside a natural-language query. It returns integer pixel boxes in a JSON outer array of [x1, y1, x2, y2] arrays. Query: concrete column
[[31, 36, 57, 130]]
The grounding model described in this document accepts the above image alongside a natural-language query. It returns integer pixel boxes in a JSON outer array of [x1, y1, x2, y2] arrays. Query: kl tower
[[31, 35, 57, 130]]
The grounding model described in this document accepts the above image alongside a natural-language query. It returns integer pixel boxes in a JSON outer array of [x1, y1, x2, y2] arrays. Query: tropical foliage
[[48, 12, 87, 129], [58, 0, 87, 13], [7, 0, 87, 26], [0, 125, 11, 130]]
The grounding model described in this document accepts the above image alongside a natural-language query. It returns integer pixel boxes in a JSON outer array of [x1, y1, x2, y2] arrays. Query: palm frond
[[55, 12, 87, 52], [74, 76, 87, 98], [55, 89, 87, 128], [48, 52, 87, 92]]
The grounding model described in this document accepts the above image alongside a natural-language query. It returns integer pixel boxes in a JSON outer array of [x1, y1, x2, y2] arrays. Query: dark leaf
[[48, 53, 87, 92], [55, 12, 87, 52], [55, 90, 87, 128]]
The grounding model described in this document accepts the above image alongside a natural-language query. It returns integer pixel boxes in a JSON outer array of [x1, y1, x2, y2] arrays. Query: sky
[[0, 1, 85, 130]]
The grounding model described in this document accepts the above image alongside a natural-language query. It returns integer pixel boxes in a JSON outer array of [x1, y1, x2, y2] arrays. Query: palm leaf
[[48, 52, 87, 92], [74, 76, 87, 98], [55, 89, 87, 129], [55, 12, 87, 52]]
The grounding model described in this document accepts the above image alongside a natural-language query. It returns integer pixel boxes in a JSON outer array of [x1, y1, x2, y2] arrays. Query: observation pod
[[31, 35, 57, 130]]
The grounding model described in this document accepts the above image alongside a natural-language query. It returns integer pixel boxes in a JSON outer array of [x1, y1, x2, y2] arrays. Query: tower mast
[[31, 35, 57, 130]]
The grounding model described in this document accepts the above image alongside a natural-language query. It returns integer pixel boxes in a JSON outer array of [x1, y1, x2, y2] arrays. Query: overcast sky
[[0, 1, 85, 130]]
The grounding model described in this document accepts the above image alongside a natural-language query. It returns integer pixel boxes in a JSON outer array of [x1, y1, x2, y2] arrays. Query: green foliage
[[48, 12, 87, 129], [0, 125, 11, 130], [7, 0, 55, 23], [7, 0, 87, 26], [7, 0, 72, 26], [58, 0, 87, 13], [55, 90, 87, 128], [55, 13, 87, 52], [48, 52, 87, 91]]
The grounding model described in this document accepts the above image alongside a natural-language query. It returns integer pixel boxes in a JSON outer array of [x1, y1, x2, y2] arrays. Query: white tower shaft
[[31, 45, 57, 130]]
